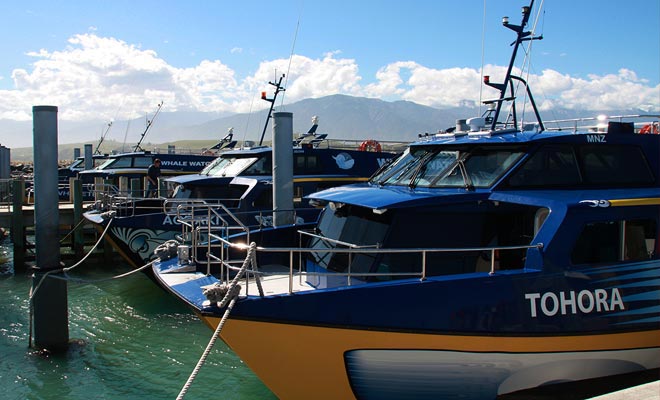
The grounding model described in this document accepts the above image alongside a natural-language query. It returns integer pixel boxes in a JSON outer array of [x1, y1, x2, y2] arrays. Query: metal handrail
[[205, 232, 543, 295]]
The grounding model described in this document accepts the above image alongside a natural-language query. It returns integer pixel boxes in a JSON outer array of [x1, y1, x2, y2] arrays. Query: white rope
[[176, 242, 257, 400], [28, 217, 114, 347]]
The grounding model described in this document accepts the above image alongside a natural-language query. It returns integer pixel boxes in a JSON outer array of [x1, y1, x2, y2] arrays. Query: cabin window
[[252, 188, 273, 208], [579, 145, 654, 185], [309, 206, 388, 273], [507, 145, 581, 187], [294, 155, 321, 174], [206, 156, 259, 176], [133, 156, 152, 168], [105, 157, 133, 169], [242, 156, 271, 175], [571, 219, 657, 265], [420, 148, 524, 188], [372, 147, 431, 186]]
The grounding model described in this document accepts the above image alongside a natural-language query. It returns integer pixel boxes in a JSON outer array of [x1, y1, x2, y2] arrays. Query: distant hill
[[3, 94, 649, 162]]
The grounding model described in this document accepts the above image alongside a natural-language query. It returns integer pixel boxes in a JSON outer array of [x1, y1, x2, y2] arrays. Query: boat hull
[[199, 317, 659, 400]]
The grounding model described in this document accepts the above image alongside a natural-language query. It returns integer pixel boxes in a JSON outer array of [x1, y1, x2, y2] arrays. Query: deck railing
[[206, 231, 544, 296], [177, 203, 544, 296]]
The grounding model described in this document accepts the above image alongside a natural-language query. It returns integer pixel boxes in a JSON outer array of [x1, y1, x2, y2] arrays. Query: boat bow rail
[[168, 212, 545, 298]]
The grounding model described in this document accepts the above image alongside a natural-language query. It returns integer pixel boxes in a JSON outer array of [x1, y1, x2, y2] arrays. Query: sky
[[0, 0, 658, 144]]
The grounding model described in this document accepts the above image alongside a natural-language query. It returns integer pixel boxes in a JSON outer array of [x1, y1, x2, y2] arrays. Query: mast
[[258, 74, 286, 146], [133, 101, 163, 152], [484, 1, 544, 131], [94, 121, 112, 155]]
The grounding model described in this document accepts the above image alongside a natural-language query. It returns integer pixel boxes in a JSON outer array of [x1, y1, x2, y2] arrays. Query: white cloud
[[0, 33, 657, 126]]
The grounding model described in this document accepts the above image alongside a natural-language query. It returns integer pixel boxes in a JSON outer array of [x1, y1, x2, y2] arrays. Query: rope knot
[[201, 282, 241, 306], [154, 240, 179, 261]]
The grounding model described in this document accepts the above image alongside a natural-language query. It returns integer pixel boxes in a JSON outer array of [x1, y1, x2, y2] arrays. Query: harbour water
[[0, 239, 276, 400], [2, 237, 658, 400]]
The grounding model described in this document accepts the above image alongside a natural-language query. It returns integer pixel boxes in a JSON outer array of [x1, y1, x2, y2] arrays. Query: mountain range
[[2, 94, 647, 161]]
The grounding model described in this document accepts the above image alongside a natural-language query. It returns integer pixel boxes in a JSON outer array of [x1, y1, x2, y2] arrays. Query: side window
[[579, 145, 654, 185], [133, 157, 153, 168], [294, 155, 321, 174], [108, 157, 132, 168], [571, 219, 657, 265], [508, 145, 581, 187]]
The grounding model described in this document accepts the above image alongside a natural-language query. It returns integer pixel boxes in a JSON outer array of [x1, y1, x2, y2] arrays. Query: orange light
[[261, 91, 267, 100], [484, 75, 490, 84]]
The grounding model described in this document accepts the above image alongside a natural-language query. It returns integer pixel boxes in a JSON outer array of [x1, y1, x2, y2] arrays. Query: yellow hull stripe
[[199, 316, 660, 400], [608, 198, 660, 207]]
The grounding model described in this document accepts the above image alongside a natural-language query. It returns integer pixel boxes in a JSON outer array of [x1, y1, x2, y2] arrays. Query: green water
[[0, 241, 276, 400]]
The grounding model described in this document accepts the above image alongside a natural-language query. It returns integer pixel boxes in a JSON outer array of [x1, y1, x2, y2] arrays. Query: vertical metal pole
[[11, 179, 25, 271], [272, 112, 294, 227], [31, 105, 69, 351], [73, 179, 84, 257], [84, 144, 93, 170], [0, 146, 9, 179]]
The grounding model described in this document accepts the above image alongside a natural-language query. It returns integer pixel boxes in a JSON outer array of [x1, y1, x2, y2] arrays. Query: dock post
[[272, 112, 294, 227], [11, 179, 25, 271], [31, 105, 69, 352], [72, 179, 84, 257]]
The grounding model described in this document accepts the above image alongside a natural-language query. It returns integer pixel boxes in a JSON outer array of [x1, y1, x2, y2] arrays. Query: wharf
[[591, 381, 660, 399], [0, 201, 116, 267], [0, 203, 85, 227]]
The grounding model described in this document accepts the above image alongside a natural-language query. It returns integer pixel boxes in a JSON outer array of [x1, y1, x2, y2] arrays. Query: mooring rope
[[28, 217, 114, 347], [176, 242, 257, 400], [59, 217, 87, 243], [29, 217, 114, 303]]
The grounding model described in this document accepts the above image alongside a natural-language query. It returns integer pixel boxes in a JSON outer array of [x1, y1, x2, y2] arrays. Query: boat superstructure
[[84, 115, 401, 268], [152, 2, 660, 399]]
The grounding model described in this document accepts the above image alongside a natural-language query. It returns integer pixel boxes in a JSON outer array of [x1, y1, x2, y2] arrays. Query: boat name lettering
[[524, 288, 624, 318], [160, 160, 210, 167], [162, 214, 222, 226], [586, 134, 606, 143], [162, 215, 182, 225]]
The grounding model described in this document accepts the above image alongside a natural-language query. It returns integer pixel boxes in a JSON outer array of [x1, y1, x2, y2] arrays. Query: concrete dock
[[590, 381, 660, 399]]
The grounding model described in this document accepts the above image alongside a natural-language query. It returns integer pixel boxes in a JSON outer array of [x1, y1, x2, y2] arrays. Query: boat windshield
[[373, 145, 525, 188], [202, 156, 260, 177]]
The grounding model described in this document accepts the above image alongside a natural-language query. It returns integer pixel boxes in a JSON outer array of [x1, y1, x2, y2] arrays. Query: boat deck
[[158, 263, 315, 301]]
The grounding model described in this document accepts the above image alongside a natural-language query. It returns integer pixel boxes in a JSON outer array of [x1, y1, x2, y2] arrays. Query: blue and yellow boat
[[153, 2, 660, 399]]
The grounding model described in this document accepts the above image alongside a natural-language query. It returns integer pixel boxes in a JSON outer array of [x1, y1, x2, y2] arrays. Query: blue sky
[[0, 0, 658, 135]]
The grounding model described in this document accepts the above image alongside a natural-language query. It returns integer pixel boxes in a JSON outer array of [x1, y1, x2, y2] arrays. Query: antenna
[[133, 101, 163, 152], [483, 1, 544, 131], [94, 121, 113, 155], [258, 75, 286, 146]]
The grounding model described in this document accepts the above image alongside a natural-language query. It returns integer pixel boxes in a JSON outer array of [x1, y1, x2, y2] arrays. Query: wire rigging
[[280, 1, 304, 108]]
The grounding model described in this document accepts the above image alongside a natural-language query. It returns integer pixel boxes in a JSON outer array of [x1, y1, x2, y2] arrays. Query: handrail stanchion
[[421, 250, 427, 281], [289, 250, 294, 294]]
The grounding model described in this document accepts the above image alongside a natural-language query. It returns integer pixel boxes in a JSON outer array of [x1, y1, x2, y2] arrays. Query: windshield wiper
[[456, 158, 474, 191]]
